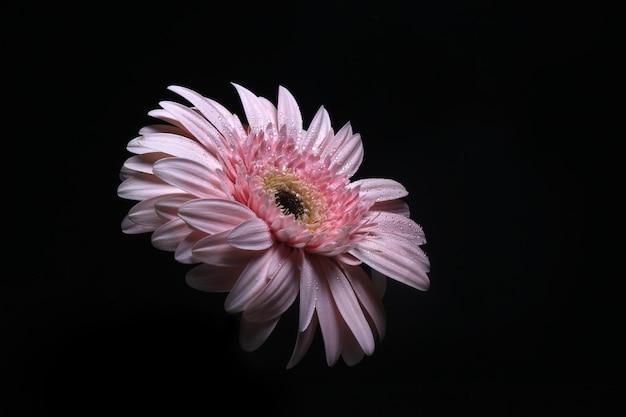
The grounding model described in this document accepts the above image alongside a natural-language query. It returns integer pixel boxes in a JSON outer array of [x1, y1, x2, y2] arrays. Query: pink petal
[[151, 218, 191, 251], [119, 165, 134, 181], [174, 230, 207, 264], [320, 258, 375, 355], [127, 196, 167, 228], [371, 269, 387, 297], [349, 178, 409, 202], [117, 173, 181, 201], [327, 121, 353, 151], [121, 215, 155, 234], [136, 132, 221, 169], [297, 253, 321, 332], [167, 85, 245, 151], [370, 199, 411, 217], [258, 97, 279, 130], [286, 315, 318, 369], [152, 158, 229, 198], [277, 86, 303, 142], [364, 211, 427, 245], [178, 199, 255, 234], [232, 83, 275, 135], [227, 218, 273, 250], [158, 100, 224, 149], [146, 108, 185, 129], [343, 264, 386, 340], [153, 194, 195, 220], [191, 231, 255, 267], [319, 123, 364, 178], [315, 274, 343, 366], [123, 153, 169, 174], [339, 319, 366, 366], [223, 245, 286, 313], [138, 123, 187, 136], [349, 236, 430, 291], [243, 250, 299, 322], [239, 316, 279, 352], [302, 106, 332, 153], [334, 252, 362, 266], [185, 263, 244, 293], [126, 137, 148, 154]]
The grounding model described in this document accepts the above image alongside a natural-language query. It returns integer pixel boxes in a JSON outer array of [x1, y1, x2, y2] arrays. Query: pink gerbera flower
[[118, 83, 430, 368]]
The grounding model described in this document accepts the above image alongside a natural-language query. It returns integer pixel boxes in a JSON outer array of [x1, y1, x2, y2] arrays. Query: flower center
[[274, 188, 305, 219], [261, 168, 325, 229]]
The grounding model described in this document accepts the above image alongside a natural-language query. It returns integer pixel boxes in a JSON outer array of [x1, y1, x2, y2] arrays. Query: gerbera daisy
[[118, 83, 430, 367]]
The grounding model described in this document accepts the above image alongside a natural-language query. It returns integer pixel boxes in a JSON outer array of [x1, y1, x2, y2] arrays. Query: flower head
[[118, 83, 430, 367]]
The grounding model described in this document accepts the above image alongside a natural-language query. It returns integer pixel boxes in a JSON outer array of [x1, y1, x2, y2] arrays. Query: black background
[[3, 1, 621, 415]]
